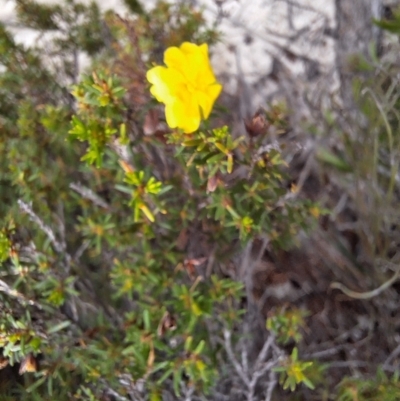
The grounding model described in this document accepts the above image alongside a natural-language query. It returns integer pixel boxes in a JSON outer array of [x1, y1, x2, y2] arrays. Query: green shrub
[[0, 0, 321, 399]]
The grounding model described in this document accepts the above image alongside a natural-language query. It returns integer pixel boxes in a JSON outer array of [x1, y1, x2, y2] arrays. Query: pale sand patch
[[0, 0, 337, 113]]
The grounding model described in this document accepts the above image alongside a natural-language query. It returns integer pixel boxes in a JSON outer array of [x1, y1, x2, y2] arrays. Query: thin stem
[[223, 329, 250, 387], [331, 263, 400, 299]]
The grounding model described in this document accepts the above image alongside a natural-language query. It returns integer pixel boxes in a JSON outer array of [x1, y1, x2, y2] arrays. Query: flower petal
[[164, 46, 187, 76], [146, 66, 185, 103], [147, 42, 222, 133], [166, 43, 205, 85], [165, 96, 201, 133], [196, 83, 223, 119], [198, 43, 209, 58]]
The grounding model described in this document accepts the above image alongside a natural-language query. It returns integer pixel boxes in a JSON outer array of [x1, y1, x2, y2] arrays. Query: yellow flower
[[146, 42, 222, 133]]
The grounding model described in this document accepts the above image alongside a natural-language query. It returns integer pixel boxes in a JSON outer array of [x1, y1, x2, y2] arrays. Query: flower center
[[185, 82, 197, 94]]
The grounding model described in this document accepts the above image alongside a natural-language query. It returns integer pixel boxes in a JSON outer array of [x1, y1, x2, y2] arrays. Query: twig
[[223, 328, 282, 401], [241, 323, 249, 376], [248, 360, 277, 401], [239, 240, 254, 303], [223, 329, 250, 387], [0, 278, 43, 309], [69, 182, 110, 209], [253, 335, 274, 373], [303, 344, 345, 359], [277, 0, 328, 16], [328, 360, 371, 369], [182, 383, 195, 401], [205, 245, 217, 277], [73, 240, 91, 262], [18, 200, 64, 254], [264, 368, 277, 401], [119, 374, 147, 400], [248, 336, 278, 401], [17, 199, 71, 273], [330, 264, 400, 299], [103, 387, 129, 401], [383, 343, 400, 369]]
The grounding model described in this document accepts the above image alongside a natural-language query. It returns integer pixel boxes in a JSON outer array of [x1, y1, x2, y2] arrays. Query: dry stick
[[239, 237, 272, 398], [239, 240, 253, 302], [102, 387, 129, 401], [118, 374, 147, 401], [69, 182, 110, 209], [241, 322, 250, 376], [73, 239, 91, 262], [264, 368, 278, 401], [18, 200, 64, 254], [290, 148, 315, 198], [303, 344, 345, 359], [0, 278, 43, 309], [15, 203, 130, 399], [253, 335, 275, 374], [19, 196, 123, 330], [383, 343, 400, 369], [278, 0, 328, 15], [205, 245, 217, 277], [248, 364, 277, 401], [224, 328, 281, 401], [182, 383, 194, 401], [248, 336, 277, 401], [330, 264, 400, 300], [17, 199, 71, 273], [223, 329, 250, 387]]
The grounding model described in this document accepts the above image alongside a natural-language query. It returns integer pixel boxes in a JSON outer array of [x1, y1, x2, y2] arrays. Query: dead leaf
[[157, 311, 177, 337], [19, 354, 37, 374], [143, 109, 159, 136], [176, 228, 189, 251], [119, 160, 134, 173], [207, 174, 219, 193], [183, 257, 207, 280], [147, 344, 155, 370], [0, 356, 9, 370]]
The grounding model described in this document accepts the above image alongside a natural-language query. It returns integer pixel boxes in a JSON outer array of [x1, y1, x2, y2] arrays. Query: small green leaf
[[47, 320, 71, 334], [140, 204, 155, 222], [193, 340, 205, 355], [227, 153, 233, 173], [184, 336, 193, 351], [316, 149, 351, 172], [143, 310, 151, 331]]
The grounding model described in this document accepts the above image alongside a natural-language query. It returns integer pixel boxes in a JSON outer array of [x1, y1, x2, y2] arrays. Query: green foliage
[[16, 0, 107, 55], [374, 6, 400, 34], [139, 0, 219, 50], [15, 0, 61, 30], [69, 72, 126, 166], [122, 0, 144, 15], [274, 347, 315, 392], [0, 230, 11, 263], [266, 306, 308, 344], [337, 369, 400, 401], [267, 307, 319, 393], [169, 122, 319, 245], [304, 16, 400, 401], [0, 0, 320, 399], [317, 22, 400, 264]]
